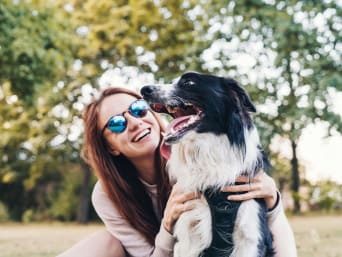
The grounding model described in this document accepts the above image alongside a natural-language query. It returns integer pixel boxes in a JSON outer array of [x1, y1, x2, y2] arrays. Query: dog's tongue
[[167, 115, 192, 134], [160, 116, 192, 160], [160, 139, 171, 160]]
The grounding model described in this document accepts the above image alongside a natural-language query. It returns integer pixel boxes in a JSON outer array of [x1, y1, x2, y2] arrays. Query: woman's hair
[[82, 87, 171, 245]]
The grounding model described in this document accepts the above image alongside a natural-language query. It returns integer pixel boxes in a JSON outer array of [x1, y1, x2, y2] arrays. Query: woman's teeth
[[133, 129, 150, 142]]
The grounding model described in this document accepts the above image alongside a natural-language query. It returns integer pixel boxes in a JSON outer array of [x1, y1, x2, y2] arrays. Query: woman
[[58, 87, 297, 257]]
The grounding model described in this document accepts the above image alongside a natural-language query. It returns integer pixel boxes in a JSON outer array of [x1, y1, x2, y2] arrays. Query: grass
[[0, 215, 341, 257], [290, 215, 342, 257], [0, 222, 103, 257]]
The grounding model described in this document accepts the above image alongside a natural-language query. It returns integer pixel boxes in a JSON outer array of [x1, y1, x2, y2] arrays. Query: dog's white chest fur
[[167, 131, 264, 257], [167, 130, 261, 192]]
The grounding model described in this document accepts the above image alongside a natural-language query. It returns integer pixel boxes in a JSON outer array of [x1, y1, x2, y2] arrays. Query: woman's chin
[[134, 133, 160, 152]]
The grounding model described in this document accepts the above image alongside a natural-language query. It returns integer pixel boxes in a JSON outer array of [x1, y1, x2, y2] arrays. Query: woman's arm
[[92, 181, 199, 257], [222, 172, 297, 257], [56, 230, 126, 257], [92, 181, 175, 257], [267, 193, 297, 257]]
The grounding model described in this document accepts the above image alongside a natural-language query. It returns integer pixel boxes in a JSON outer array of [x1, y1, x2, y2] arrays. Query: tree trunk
[[77, 160, 91, 223], [290, 139, 300, 214]]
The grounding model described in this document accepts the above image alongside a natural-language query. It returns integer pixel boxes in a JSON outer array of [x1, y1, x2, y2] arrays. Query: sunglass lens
[[108, 115, 126, 133], [130, 100, 149, 117]]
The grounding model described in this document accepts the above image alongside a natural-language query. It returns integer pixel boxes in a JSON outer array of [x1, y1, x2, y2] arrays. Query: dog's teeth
[[166, 105, 177, 113], [189, 116, 196, 123]]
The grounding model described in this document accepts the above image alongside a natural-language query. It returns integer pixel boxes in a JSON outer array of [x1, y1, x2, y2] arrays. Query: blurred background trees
[[0, 0, 341, 222]]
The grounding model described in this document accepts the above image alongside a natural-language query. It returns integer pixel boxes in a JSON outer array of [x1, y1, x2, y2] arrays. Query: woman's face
[[98, 93, 161, 160]]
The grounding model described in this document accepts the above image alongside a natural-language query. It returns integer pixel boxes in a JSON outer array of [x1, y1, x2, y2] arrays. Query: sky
[[299, 122, 342, 183], [298, 95, 342, 183], [271, 117, 342, 184]]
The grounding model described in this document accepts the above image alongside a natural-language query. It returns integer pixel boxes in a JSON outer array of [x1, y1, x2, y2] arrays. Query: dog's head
[[141, 72, 256, 145]]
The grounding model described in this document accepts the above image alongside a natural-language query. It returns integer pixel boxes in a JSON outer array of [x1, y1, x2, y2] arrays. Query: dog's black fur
[[141, 72, 274, 257]]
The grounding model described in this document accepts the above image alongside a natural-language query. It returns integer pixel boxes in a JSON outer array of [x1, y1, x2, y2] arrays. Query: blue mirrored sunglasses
[[101, 99, 149, 135]]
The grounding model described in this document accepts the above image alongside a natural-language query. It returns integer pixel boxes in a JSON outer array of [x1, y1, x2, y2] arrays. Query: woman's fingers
[[222, 183, 261, 193], [174, 191, 200, 203], [227, 191, 258, 201], [233, 176, 251, 183], [174, 201, 196, 216], [162, 185, 200, 232], [221, 172, 278, 209]]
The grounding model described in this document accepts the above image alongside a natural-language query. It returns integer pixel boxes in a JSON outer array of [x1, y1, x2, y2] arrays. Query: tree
[[49, 0, 215, 222], [206, 0, 342, 213], [0, 0, 216, 222], [0, 0, 72, 104], [247, 1, 341, 213], [2, 0, 340, 220], [310, 180, 342, 211], [0, 0, 75, 220], [56, 0, 212, 81]]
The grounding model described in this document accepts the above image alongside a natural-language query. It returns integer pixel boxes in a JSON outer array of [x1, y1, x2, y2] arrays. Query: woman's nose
[[125, 112, 142, 130]]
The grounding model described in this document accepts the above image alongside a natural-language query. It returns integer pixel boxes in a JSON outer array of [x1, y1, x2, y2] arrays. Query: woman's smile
[[131, 128, 151, 143]]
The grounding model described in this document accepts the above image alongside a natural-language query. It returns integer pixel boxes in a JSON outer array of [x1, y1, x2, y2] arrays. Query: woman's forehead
[[99, 94, 138, 124]]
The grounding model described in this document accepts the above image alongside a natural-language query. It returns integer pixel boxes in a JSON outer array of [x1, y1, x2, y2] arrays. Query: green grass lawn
[[0, 215, 341, 257]]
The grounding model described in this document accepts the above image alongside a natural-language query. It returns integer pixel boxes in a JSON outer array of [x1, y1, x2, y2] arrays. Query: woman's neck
[[131, 155, 157, 185]]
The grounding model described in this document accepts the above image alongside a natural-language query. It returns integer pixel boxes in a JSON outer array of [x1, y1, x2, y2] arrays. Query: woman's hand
[[221, 171, 278, 210], [162, 183, 200, 233]]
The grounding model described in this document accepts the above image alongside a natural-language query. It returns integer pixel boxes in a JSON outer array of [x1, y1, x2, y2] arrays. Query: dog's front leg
[[173, 197, 212, 257], [230, 200, 262, 257]]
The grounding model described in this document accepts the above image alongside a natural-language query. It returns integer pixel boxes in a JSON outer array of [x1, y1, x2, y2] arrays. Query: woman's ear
[[107, 145, 120, 156], [111, 150, 121, 156]]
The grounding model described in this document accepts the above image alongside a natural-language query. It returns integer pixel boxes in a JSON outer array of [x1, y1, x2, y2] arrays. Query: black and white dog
[[141, 72, 274, 257]]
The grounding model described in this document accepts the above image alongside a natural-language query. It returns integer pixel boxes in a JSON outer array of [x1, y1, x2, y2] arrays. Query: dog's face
[[141, 72, 256, 146]]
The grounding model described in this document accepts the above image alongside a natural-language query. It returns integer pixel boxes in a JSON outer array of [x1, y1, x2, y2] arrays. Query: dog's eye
[[183, 80, 195, 87]]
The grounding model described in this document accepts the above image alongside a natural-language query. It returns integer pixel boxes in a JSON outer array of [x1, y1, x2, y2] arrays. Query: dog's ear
[[225, 78, 256, 113]]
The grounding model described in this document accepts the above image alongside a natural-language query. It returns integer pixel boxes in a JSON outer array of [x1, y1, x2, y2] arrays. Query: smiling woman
[[57, 87, 184, 257]]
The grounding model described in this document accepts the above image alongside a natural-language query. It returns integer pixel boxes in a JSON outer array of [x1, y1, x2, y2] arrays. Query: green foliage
[[22, 209, 35, 223], [59, 0, 211, 81], [0, 0, 341, 221], [49, 164, 95, 221], [209, 0, 342, 212], [0, 0, 73, 104], [269, 153, 293, 189], [0, 201, 9, 222], [309, 180, 342, 211], [0, 0, 79, 221]]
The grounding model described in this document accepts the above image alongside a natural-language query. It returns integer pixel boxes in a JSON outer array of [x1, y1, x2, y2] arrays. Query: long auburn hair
[[82, 87, 171, 245]]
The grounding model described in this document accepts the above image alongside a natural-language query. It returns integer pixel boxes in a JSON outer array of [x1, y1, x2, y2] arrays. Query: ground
[[0, 215, 341, 257]]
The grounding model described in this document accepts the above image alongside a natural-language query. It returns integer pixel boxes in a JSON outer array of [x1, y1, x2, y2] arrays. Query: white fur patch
[[173, 197, 212, 257], [230, 200, 261, 257], [167, 127, 261, 192], [155, 83, 175, 100]]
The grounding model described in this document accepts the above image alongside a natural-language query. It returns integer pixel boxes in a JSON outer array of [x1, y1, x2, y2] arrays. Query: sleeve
[[91, 181, 175, 257], [267, 191, 297, 257]]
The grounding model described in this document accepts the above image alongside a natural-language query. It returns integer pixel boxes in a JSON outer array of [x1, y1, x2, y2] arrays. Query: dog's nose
[[140, 85, 157, 97]]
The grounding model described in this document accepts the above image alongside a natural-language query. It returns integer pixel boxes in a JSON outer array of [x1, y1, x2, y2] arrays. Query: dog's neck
[[167, 128, 262, 192]]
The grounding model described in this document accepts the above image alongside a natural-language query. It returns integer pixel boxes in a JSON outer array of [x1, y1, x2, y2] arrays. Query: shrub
[[0, 201, 10, 222]]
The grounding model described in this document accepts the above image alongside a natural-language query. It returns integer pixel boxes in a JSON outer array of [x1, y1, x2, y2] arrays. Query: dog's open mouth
[[149, 102, 202, 159], [150, 102, 202, 143]]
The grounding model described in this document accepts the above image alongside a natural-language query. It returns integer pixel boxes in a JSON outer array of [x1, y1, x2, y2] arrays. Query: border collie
[[141, 72, 274, 257]]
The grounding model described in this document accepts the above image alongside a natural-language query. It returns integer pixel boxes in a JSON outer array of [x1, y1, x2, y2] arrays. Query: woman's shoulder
[[91, 180, 106, 202], [91, 181, 121, 219]]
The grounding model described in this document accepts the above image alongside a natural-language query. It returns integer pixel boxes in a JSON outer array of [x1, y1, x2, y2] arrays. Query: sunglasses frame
[[100, 99, 149, 136]]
